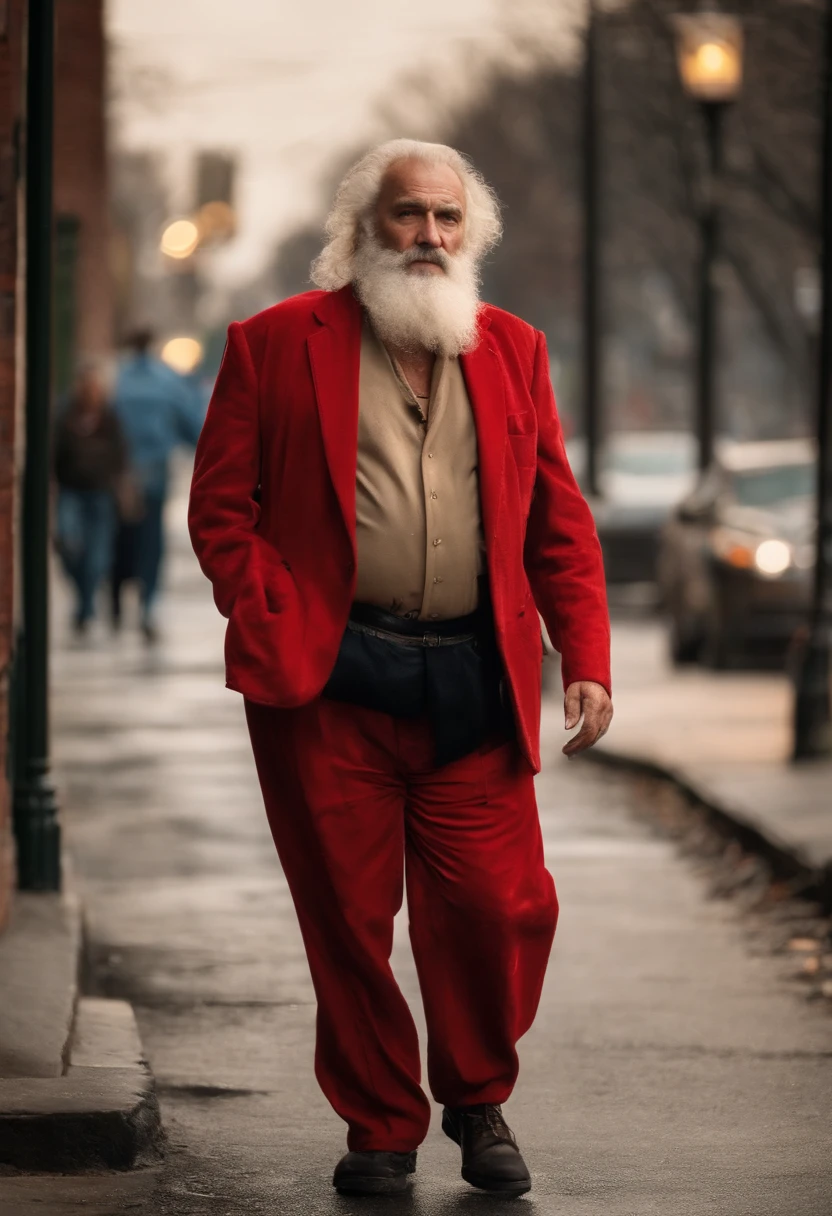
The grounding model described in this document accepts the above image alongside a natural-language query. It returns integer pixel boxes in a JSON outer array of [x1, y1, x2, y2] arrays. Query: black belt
[[346, 603, 479, 650], [323, 600, 511, 766], [347, 601, 480, 642], [348, 619, 476, 648]]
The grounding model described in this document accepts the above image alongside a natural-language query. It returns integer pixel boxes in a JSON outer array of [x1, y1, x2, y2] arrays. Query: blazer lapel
[[461, 313, 506, 558], [307, 287, 363, 556]]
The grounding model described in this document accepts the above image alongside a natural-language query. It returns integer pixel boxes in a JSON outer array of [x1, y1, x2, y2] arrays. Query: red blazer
[[188, 285, 610, 772]]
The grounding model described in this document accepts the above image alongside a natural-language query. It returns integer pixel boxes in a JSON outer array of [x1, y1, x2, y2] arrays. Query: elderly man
[[189, 139, 612, 1197]]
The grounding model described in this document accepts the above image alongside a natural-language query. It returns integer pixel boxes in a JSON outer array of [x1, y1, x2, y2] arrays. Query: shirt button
[[430, 490, 437, 499], [429, 613, 439, 620], [433, 538, 442, 546], [433, 577, 443, 584], [427, 451, 434, 458]]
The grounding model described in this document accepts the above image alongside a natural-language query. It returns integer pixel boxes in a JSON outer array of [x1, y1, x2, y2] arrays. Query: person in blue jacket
[[112, 329, 204, 641]]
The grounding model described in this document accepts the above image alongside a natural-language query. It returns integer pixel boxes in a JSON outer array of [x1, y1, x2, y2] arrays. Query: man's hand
[[562, 681, 613, 757]]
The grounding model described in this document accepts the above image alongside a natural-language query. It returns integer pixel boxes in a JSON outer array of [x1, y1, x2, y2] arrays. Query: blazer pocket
[[263, 582, 286, 615], [508, 431, 537, 468], [507, 411, 535, 436]]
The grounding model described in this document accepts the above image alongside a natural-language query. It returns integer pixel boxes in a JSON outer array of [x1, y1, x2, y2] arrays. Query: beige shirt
[[354, 319, 484, 621]]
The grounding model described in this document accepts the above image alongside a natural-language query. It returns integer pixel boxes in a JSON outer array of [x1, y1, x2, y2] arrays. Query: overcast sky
[[107, 0, 581, 283]]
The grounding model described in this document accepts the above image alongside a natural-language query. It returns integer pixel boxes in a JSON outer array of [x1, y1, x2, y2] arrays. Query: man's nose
[[415, 213, 442, 247]]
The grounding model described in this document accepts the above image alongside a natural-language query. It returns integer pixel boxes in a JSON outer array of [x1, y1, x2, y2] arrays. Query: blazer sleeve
[[188, 321, 290, 620], [523, 330, 611, 695]]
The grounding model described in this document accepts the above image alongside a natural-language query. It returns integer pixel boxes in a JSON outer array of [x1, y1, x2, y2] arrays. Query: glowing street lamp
[[160, 217, 200, 260], [674, 14, 743, 103], [161, 335, 204, 375], [195, 200, 236, 244], [672, 12, 743, 475]]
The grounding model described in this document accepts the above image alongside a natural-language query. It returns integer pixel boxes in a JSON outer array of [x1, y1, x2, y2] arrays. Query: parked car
[[566, 431, 698, 583], [658, 439, 816, 668]]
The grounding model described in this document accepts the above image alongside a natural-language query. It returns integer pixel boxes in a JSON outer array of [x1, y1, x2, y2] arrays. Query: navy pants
[[56, 489, 116, 625], [111, 492, 165, 622]]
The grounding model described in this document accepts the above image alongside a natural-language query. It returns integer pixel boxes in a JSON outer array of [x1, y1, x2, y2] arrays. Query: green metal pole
[[53, 214, 80, 399], [792, 0, 832, 760], [695, 101, 724, 475], [13, 0, 61, 889]]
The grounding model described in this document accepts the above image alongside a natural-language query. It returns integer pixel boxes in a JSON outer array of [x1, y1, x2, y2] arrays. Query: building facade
[[0, 0, 111, 928], [53, 0, 112, 381]]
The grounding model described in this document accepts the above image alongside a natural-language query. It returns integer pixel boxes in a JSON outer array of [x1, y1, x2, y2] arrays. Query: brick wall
[[54, 0, 112, 361], [0, 0, 25, 933], [0, 1, 111, 927]]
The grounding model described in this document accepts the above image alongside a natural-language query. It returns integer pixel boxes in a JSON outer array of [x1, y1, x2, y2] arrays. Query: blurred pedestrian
[[190, 140, 613, 1197], [53, 362, 127, 634], [112, 328, 203, 642]]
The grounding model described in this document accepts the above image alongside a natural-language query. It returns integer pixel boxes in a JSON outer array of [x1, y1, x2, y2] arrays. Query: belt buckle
[[423, 632, 441, 647]]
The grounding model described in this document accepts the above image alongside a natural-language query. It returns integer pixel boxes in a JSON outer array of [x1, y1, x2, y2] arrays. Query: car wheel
[[669, 611, 701, 665], [701, 588, 741, 670]]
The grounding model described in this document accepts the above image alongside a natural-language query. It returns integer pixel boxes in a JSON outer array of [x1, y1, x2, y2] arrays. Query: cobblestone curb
[[0, 988, 163, 1172], [587, 746, 832, 915]]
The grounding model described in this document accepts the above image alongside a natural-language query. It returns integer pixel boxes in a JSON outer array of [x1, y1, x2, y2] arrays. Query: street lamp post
[[673, 12, 744, 474], [582, 0, 602, 498], [792, 0, 832, 760], [12, 0, 61, 889]]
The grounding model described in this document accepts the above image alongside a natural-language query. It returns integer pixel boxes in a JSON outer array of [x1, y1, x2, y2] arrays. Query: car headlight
[[710, 527, 754, 569], [710, 529, 792, 577], [754, 538, 792, 576]]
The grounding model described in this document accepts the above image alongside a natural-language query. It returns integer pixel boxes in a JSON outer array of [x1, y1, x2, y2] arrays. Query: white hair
[[311, 138, 503, 292]]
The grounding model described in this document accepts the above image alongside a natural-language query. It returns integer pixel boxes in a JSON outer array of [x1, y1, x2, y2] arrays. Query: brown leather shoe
[[332, 1149, 417, 1195], [442, 1104, 531, 1195]]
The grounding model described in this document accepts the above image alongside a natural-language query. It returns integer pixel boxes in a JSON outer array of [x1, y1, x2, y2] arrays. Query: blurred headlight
[[710, 527, 754, 569], [711, 529, 793, 577], [754, 538, 792, 576]]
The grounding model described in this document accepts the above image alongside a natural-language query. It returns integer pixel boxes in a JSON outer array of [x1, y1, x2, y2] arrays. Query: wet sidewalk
[[5, 459, 830, 1213], [597, 619, 832, 888]]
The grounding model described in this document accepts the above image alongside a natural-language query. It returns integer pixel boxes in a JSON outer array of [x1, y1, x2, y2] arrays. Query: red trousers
[[244, 697, 558, 1151]]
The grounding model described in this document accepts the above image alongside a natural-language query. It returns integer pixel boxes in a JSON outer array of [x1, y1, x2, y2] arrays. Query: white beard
[[352, 236, 481, 357]]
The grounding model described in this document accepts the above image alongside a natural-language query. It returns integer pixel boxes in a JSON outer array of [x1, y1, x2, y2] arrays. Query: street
[[2, 472, 830, 1215]]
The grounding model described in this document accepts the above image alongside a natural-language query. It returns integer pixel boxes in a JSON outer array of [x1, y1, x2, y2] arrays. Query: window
[[731, 464, 815, 508]]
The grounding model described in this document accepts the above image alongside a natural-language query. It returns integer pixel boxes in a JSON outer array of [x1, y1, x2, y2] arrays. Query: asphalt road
[[3, 486, 831, 1215]]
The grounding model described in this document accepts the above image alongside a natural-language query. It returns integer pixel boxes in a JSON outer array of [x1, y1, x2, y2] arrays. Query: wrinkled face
[[374, 158, 467, 274]]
